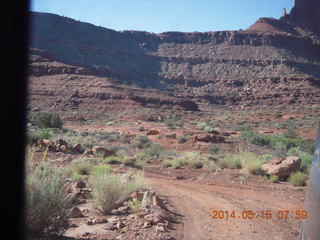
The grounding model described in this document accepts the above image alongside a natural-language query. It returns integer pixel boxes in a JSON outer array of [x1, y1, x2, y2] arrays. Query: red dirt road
[[147, 176, 303, 240]]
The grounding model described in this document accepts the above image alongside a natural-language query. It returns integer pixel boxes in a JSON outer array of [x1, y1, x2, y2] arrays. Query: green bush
[[164, 118, 184, 129], [219, 156, 242, 169], [196, 122, 208, 130], [208, 162, 220, 172], [27, 129, 52, 145], [240, 129, 314, 154], [283, 129, 298, 139], [91, 165, 113, 177], [209, 146, 220, 155], [104, 156, 121, 164], [26, 163, 71, 233], [128, 198, 142, 215], [134, 136, 151, 149], [300, 154, 313, 172], [172, 159, 184, 169], [162, 160, 172, 168], [178, 135, 188, 144], [190, 161, 204, 169], [289, 172, 308, 186], [143, 143, 163, 159], [35, 112, 63, 129], [71, 159, 93, 175], [90, 172, 145, 215], [269, 175, 279, 183]]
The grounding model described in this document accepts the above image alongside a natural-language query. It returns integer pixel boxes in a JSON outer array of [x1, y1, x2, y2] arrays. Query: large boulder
[[262, 156, 301, 177]]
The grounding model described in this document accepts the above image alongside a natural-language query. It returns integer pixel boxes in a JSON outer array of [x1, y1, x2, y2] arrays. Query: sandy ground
[[147, 174, 303, 240]]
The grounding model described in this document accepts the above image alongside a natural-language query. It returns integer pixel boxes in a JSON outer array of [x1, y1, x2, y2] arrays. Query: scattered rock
[[146, 129, 160, 135], [143, 221, 152, 228], [141, 191, 153, 208], [118, 206, 129, 212], [55, 138, 68, 146], [262, 156, 301, 177], [104, 223, 117, 231], [194, 134, 225, 143], [93, 217, 108, 224], [72, 143, 82, 153], [86, 219, 94, 225], [83, 149, 93, 155], [144, 214, 164, 224], [116, 221, 126, 229], [155, 225, 166, 232], [60, 145, 68, 153], [69, 206, 83, 218]]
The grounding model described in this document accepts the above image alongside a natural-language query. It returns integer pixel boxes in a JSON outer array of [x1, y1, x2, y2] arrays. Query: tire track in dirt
[[147, 177, 301, 240]]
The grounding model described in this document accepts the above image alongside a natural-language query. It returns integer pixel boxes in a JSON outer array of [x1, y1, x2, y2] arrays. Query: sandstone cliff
[[28, 0, 320, 110]]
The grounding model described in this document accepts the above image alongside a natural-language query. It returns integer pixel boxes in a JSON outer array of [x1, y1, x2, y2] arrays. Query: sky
[[30, 0, 295, 33]]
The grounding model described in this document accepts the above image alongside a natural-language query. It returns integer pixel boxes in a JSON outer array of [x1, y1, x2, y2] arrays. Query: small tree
[[35, 112, 63, 129]]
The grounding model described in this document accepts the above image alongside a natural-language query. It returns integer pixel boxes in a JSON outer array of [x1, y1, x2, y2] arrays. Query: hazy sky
[[31, 0, 295, 33]]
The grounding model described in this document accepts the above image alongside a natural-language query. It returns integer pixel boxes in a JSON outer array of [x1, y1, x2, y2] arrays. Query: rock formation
[[28, 0, 320, 111]]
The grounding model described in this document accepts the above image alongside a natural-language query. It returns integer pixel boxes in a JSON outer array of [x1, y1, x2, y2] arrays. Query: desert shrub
[[164, 118, 183, 129], [240, 152, 266, 174], [300, 154, 313, 172], [105, 121, 115, 126], [69, 173, 86, 182], [35, 112, 63, 129], [283, 129, 298, 139], [203, 126, 216, 133], [104, 156, 121, 164], [172, 159, 184, 169], [26, 163, 71, 233], [208, 161, 220, 172], [240, 129, 314, 154], [269, 175, 279, 183], [134, 136, 151, 149], [162, 160, 172, 168], [71, 159, 93, 175], [289, 172, 308, 186], [196, 122, 208, 130], [97, 131, 120, 142], [209, 146, 220, 155], [190, 161, 204, 169], [91, 165, 113, 177], [27, 129, 52, 145], [245, 159, 263, 174], [159, 150, 177, 160], [287, 147, 313, 173], [136, 151, 148, 160], [143, 143, 163, 159], [178, 135, 188, 144], [218, 156, 242, 169], [90, 172, 145, 215], [122, 158, 134, 166], [128, 198, 142, 215]]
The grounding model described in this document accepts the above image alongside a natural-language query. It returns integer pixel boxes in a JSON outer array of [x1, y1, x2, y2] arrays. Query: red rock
[[69, 207, 83, 218], [262, 156, 301, 177]]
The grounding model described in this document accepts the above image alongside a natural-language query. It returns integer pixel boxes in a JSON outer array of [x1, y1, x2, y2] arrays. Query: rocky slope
[[29, 0, 320, 110]]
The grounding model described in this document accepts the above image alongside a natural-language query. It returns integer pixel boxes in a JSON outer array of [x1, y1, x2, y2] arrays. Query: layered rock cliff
[[29, 0, 320, 110]]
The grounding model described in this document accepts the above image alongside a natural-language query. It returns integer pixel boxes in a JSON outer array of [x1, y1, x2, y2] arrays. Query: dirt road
[[147, 176, 302, 240]]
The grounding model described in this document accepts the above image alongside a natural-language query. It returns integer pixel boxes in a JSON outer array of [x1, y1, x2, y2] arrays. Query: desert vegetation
[[25, 107, 318, 239]]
